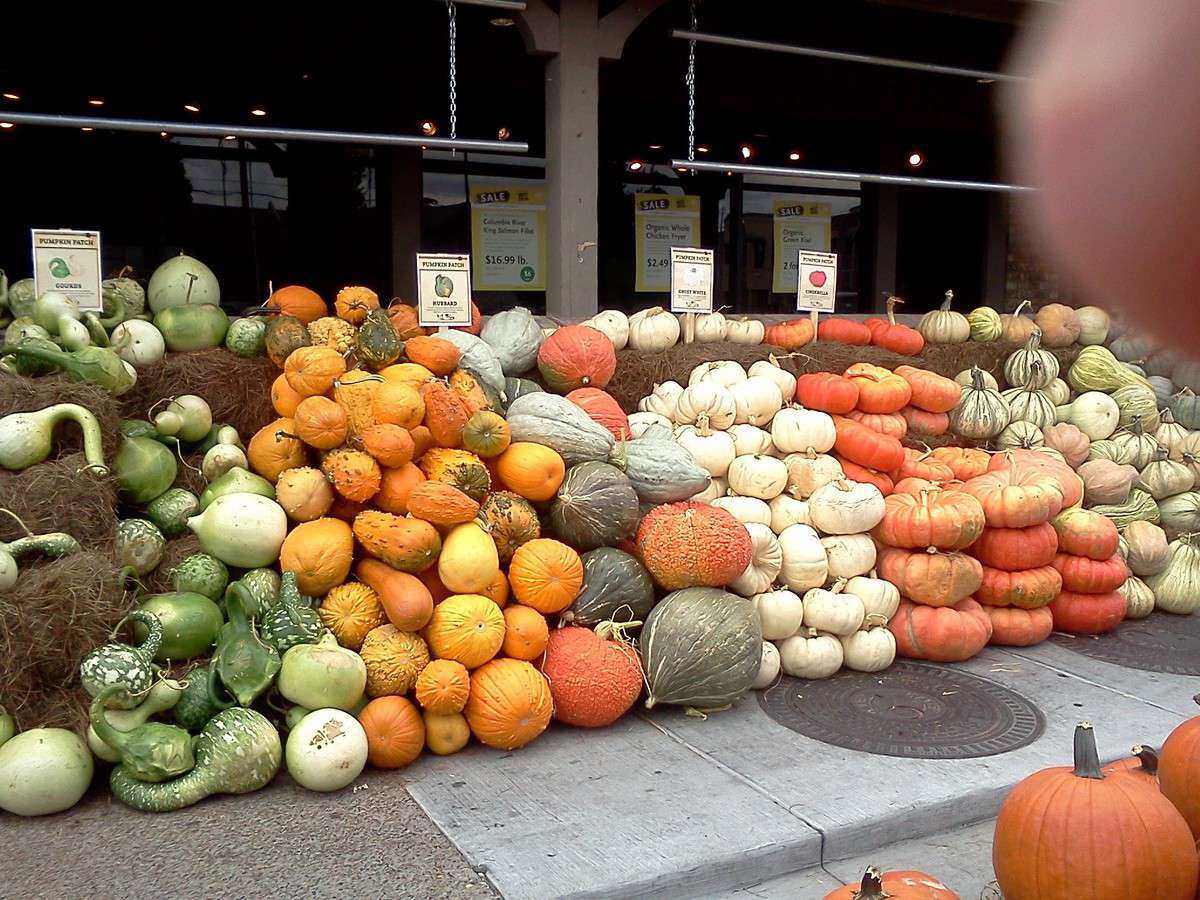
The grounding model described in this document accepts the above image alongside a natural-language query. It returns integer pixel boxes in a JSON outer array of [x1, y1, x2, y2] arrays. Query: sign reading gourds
[[635, 193, 699, 292], [30, 228, 103, 311], [469, 185, 546, 292]]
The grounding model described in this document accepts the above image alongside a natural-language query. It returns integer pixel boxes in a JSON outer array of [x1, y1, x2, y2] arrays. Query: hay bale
[[0, 551, 128, 731], [0, 373, 123, 458], [0, 452, 118, 548]]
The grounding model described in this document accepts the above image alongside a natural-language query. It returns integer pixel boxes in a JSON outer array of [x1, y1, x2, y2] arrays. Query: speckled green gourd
[[260, 571, 324, 653], [79, 610, 163, 709]]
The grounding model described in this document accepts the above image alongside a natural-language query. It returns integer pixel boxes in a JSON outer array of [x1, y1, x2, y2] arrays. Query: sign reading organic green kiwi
[[30, 229, 103, 311], [416, 253, 472, 327]]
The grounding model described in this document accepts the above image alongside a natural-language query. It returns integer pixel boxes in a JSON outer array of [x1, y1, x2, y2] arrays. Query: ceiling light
[[907, 150, 924, 168], [224, 134, 237, 141], [976, 78, 995, 85], [649, 143, 663, 150], [420, 119, 437, 136], [739, 144, 753, 160], [725, 170, 733, 176], [87, 98, 104, 107], [497, 126, 511, 141], [696, 145, 709, 153], [2, 93, 18, 101], [250, 108, 267, 117], [675, 166, 688, 173], [160, 131, 168, 138], [184, 104, 200, 113], [628, 160, 643, 172], [81, 127, 94, 132], [788, 151, 802, 162], [0, 122, 13, 130], [490, 16, 515, 26]]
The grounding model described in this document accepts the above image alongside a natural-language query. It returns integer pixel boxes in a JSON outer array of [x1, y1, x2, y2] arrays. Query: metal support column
[[872, 185, 899, 311], [983, 193, 1009, 307]]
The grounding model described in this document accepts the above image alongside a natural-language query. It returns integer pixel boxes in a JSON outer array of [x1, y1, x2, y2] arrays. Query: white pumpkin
[[627, 411, 672, 437], [628, 306, 680, 351], [769, 493, 811, 534], [710, 495, 772, 527], [844, 574, 900, 621], [1075, 305, 1111, 346], [730, 424, 775, 457], [808, 479, 886, 534], [820, 533, 877, 579], [286, 708, 368, 793], [688, 360, 748, 389], [752, 641, 781, 689], [727, 317, 766, 345], [583, 309, 630, 350], [778, 524, 829, 591], [730, 523, 784, 596], [1155, 412, 1191, 459], [691, 477, 727, 503], [748, 356, 797, 404], [1044, 378, 1072, 406], [638, 380, 684, 418], [955, 368, 999, 390], [676, 424, 737, 477], [731, 376, 784, 427], [771, 406, 836, 455], [727, 454, 788, 500], [690, 310, 728, 343], [1057, 391, 1120, 440], [1137, 448, 1195, 500], [783, 451, 843, 500], [840, 617, 897, 672], [751, 589, 805, 640], [802, 582, 865, 635], [777, 628, 843, 679], [674, 382, 736, 430]]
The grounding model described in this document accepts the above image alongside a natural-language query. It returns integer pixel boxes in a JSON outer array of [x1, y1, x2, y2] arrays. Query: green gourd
[[0, 343, 133, 393], [135, 590, 224, 662], [0, 706, 13, 749], [355, 309, 403, 369], [215, 582, 280, 707], [90, 686, 195, 783], [232, 568, 281, 619], [0, 403, 107, 473], [0, 513, 80, 591], [171, 553, 229, 602], [197, 466, 274, 511], [110, 707, 282, 813], [153, 304, 229, 352], [260, 571, 324, 653], [561, 547, 655, 628], [172, 661, 235, 732], [103, 273, 145, 318], [87, 679, 187, 763], [114, 519, 166, 575], [79, 610, 163, 709], [113, 437, 178, 504], [146, 488, 200, 537], [225, 316, 268, 358]]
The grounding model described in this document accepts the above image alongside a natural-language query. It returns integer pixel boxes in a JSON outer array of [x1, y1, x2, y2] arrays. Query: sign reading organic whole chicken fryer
[[416, 254, 472, 327], [31, 228, 103, 312], [470, 185, 546, 292], [771, 201, 831, 294], [635, 193, 700, 292]]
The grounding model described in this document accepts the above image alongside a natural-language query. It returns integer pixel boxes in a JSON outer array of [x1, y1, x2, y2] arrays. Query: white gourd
[[752, 641, 781, 689], [996, 420, 1046, 451], [769, 493, 811, 533], [918, 291, 971, 344], [710, 495, 772, 527], [675, 424, 737, 478], [1056, 391, 1120, 440], [840, 617, 897, 672], [627, 411, 672, 437], [730, 424, 775, 457], [1118, 575, 1155, 620], [1044, 378, 1072, 406], [770, 406, 836, 455], [1137, 447, 1195, 500], [690, 311, 728, 343], [955, 368, 999, 390], [820, 533, 877, 579], [1145, 535, 1200, 613], [691, 477, 727, 503], [627, 306, 679, 351], [784, 450, 843, 499], [638, 381, 684, 418], [777, 628, 843, 679], [808, 479, 886, 534], [950, 368, 1010, 440], [778, 524, 828, 591], [1075, 306, 1110, 346], [1112, 421, 1160, 470], [749, 356, 798, 403], [1001, 384, 1057, 429], [752, 589, 805, 641], [729, 523, 784, 596], [802, 581, 866, 635], [727, 454, 788, 500], [674, 382, 736, 430], [1004, 331, 1060, 388], [727, 317, 766, 345], [1157, 491, 1200, 539], [844, 574, 900, 621], [688, 360, 747, 389], [583, 310, 630, 350], [732, 376, 785, 426]]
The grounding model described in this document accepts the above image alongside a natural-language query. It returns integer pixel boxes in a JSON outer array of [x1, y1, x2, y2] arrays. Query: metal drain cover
[[758, 660, 1045, 759], [1049, 612, 1200, 676]]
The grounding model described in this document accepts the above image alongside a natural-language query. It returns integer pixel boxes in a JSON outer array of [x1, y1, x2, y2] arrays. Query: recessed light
[[87, 98, 104, 107], [0, 122, 13, 130], [739, 144, 753, 160], [788, 151, 802, 162], [490, 16, 515, 26], [628, 160, 643, 172], [696, 145, 709, 153], [224, 134, 237, 141], [160, 131, 168, 138], [250, 108, 267, 117], [649, 143, 663, 150], [976, 78, 995, 85], [184, 104, 200, 113], [497, 126, 511, 141], [2, 93, 18, 101], [81, 127, 94, 132], [907, 151, 924, 168], [675, 166, 688, 173], [420, 119, 437, 136]]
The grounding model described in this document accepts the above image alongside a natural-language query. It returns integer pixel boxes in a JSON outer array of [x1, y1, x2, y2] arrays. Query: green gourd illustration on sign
[[48, 258, 71, 278], [434, 274, 454, 298]]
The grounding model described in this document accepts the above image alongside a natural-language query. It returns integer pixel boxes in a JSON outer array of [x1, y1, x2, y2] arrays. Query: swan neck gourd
[[0, 403, 107, 473]]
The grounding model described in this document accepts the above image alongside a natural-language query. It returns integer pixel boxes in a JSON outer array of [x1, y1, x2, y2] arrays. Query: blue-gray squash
[[438, 329, 506, 400], [548, 462, 640, 550], [505, 393, 615, 465], [609, 433, 711, 503], [481, 306, 543, 376], [561, 547, 655, 628]]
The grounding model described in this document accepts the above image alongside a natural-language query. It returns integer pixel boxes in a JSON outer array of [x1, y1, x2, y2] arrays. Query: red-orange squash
[[970, 523, 1059, 570], [635, 502, 753, 591], [900, 406, 950, 437], [889, 448, 956, 483], [874, 546, 983, 607], [360, 423, 415, 468], [321, 448, 381, 503], [930, 446, 990, 481], [464, 658, 553, 750], [889, 597, 993, 662], [1052, 552, 1128, 594], [566, 387, 630, 439], [895, 365, 962, 413], [975, 563, 1063, 609], [266, 285, 327, 324], [279, 517, 355, 595], [353, 510, 441, 572], [1048, 589, 1127, 634], [537, 324, 617, 393], [404, 335, 460, 376], [387, 301, 427, 340], [271, 373, 305, 417], [872, 490, 985, 551], [509, 539, 584, 614], [795, 372, 859, 414], [834, 457, 894, 496], [832, 415, 906, 473], [845, 362, 912, 413], [355, 558, 434, 631], [846, 410, 909, 440], [420, 380, 471, 448], [870, 297, 925, 355], [1051, 508, 1120, 560], [406, 481, 480, 527], [358, 696, 424, 769], [540, 625, 642, 728], [984, 605, 1054, 646], [817, 318, 872, 345], [373, 463, 425, 515]]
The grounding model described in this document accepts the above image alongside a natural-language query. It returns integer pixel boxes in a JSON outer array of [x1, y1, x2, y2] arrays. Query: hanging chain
[[448, 0, 458, 143], [686, 0, 697, 162]]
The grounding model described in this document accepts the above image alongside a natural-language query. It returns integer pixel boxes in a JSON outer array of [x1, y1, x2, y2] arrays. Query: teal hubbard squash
[[635, 502, 752, 590], [537, 324, 617, 393], [548, 461, 640, 551], [540, 625, 643, 728]]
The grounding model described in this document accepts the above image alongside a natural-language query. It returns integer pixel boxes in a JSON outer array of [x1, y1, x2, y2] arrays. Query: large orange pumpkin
[[247, 417, 308, 482], [970, 522, 1059, 570], [889, 597, 992, 662], [988, 449, 1084, 511], [372, 382, 426, 430], [541, 625, 643, 728], [464, 658, 553, 750], [1052, 552, 1128, 594], [796, 372, 859, 414], [293, 396, 348, 450], [358, 696, 425, 769], [279, 517, 355, 595], [635, 502, 753, 591], [284, 345, 347, 397], [975, 563, 1063, 609], [832, 415, 906, 472], [1048, 590, 1127, 634], [415, 658, 471, 714], [824, 866, 958, 900], [1103, 745, 1161, 788], [961, 466, 1066, 528], [537, 324, 617, 393], [404, 335, 460, 376], [870, 297, 925, 355], [993, 722, 1198, 900], [266, 284, 327, 324], [1052, 508, 1120, 560], [501, 605, 549, 661], [845, 362, 912, 413], [817, 317, 872, 345], [424, 593, 506, 669], [355, 558, 434, 631], [1160, 697, 1200, 840], [353, 510, 441, 572], [871, 490, 985, 551], [508, 539, 584, 614], [496, 442, 565, 502], [335, 285, 380, 324], [874, 547, 983, 607], [984, 605, 1054, 647]]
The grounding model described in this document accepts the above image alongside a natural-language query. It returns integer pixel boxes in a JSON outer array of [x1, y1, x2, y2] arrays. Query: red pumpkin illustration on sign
[[809, 270, 827, 287]]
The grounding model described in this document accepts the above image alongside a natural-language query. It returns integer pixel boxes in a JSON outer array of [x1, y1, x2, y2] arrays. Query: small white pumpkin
[[638, 380, 684, 418], [777, 627, 843, 679], [995, 419, 1046, 451], [286, 708, 368, 793], [727, 317, 766, 345], [802, 581, 865, 635], [918, 290, 971, 344], [711, 495, 772, 527], [690, 310, 728, 343], [840, 616, 896, 672], [808, 479, 886, 535], [688, 359, 748, 389], [748, 356, 798, 404], [674, 382, 737, 430], [778, 523, 829, 591], [627, 411, 673, 437], [955, 367, 999, 390], [752, 641, 782, 689], [731, 376, 784, 427], [730, 423, 775, 457], [691, 477, 728, 503], [771, 406, 836, 455], [727, 454, 788, 500], [844, 574, 901, 621], [784, 450, 845, 499], [1056, 391, 1119, 440], [820, 533, 877, 579], [1075, 305, 1111, 346], [751, 588, 805, 640], [769, 493, 811, 534], [1044, 377, 1072, 406], [583, 309, 630, 350], [676, 424, 737, 478], [730, 523, 784, 596], [628, 306, 680, 351]]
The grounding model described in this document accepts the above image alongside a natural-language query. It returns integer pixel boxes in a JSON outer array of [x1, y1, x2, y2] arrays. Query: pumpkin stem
[[862, 613, 888, 629], [941, 289, 954, 310], [886, 296, 903, 326], [830, 577, 848, 594], [1131, 744, 1159, 775], [1072, 722, 1104, 779], [851, 866, 887, 900], [1013, 299, 1031, 317], [969, 366, 987, 391]]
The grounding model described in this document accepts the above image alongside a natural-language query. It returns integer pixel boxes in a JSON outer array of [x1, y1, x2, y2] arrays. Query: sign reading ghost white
[[669, 247, 714, 314], [416, 253, 473, 327], [30, 228, 104, 312], [796, 251, 838, 312]]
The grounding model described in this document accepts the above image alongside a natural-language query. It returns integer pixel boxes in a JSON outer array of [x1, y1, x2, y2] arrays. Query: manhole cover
[[1049, 612, 1200, 675], [758, 660, 1045, 759]]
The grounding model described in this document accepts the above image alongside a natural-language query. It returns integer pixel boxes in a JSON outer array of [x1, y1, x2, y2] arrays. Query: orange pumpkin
[[930, 446, 991, 481], [971, 522, 1060, 570], [832, 415, 906, 472], [405, 335, 460, 376], [266, 284, 327, 324], [566, 387, 630, 440], [984, 605, 1054, 647], [823, 866, 958, 900], [332, 370, 383, 438], [976, 563, 1063, 608], [875, 546, 983, 607], [360, 423, 415, 468], [358, 696, 425, 769], [415, 658, 471, 714], [353, 509, 442, 572], [795, 372, 860, 414], [247, 418, 308, 482], [279, 517, 355, 595], [386, 301, 427, 340], [764, 317, 814, 350], [271, 373, 305, 417], [293, 396, 349, 450], [1159, 697, 1200, 839], [410, 425, 436, 461], [817, 318, 872, 345], [479, 569, 509, 607], [889, 448, 956, 483], [448, 369, 491, 415], [328, 496, 368, 523], [508, 538, 584, 614], [895, 365, 962, 414], [355, 559, 434, 631], [846, 409, 909, 440], [321, 448, 381, 502], [870, 296, 926, 356], [335, 285, 380, 324], [889, 597, 993, 662], [501, 605, 549, 661], [372, 382, 425, 430], [537, 324, 617, 392], [496, 442, 565, 501], [464, 658, 553, 750], [319, 582, 387, 650], [373, 463, 426, 515], [406, 481, 480, 526], [284, 345, 348, 397], [425, 593, 506, 669], [461, 411, 511, 458], [1102, 745, 1161, 788], [379, 362, 435, 387], [845, 362, 912, 413], [421, 380, 471, 448]]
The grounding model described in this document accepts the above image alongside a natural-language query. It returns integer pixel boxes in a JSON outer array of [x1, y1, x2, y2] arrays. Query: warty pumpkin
[[1052, 552, 1128, 594], [321, 448, 381, 503], [889, 597, 992, 662], [248, 417, 308, 482], [265, 314, 312, 367], [495, 442, 564, 501], [353, 510, 441, 572], [971, 522, 1059, 570], [372, 463, 425, 515], [275, 465, 336, 522], [635, 502, 753, 591], [872, 490, 985, 551], [355, 559, 434, 631], [795, 372, 860, 413], [293, 396, 349, 450], [425, 593, 505, 669], [438, 522, 500, 595], [371, 381, 425, 430], [461, 410, 511, 458], [334, 285, 380, 324], [266, 284, 327, 324], [1048, 589, 1127, 634], [501, 605, 549, 661], [478, 491, 541, 564], [870, 296, 925, 355], [984, 605, 1054, 647], [418, 447, 491, 502], [284, 345, 348, 398], [448, 368, 493, 415], [823, 866, 959, 900], [464, 658, 553, 750], [509, 538, 584, 614], [415, 658, 471, 714], [845, 362, 912, 413], [404, 335, 460, 376], [333, 370, 384, 438], [279, 517, 355, 595], [356, 308, 403, 369], [307, 315, 357, 355], [271, 373, 305, 417], [360, 423, 414, 468], [975, 563, 1063, 608], [420, 379, 471, 448], [874, 546, 983, 607], [359, 624, 430, 696], [357, 696, 425, 769], [1159, 696, 1200, 840], [386, 301, 427, 340], [406, 481, 480, 527], [319, 582, 388, 650], [541, 625, 642, 728]]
